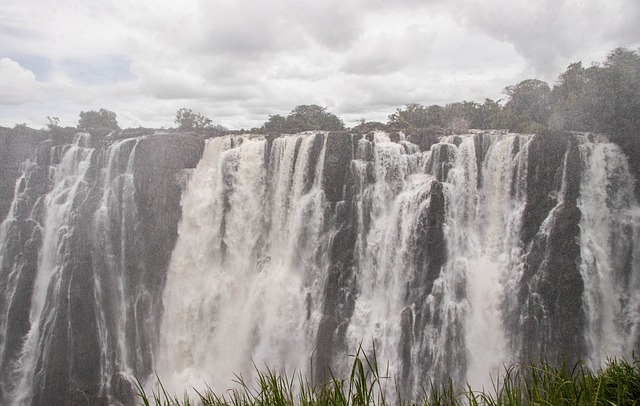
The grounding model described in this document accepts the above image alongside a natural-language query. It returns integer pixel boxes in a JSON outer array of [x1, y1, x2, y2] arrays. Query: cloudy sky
[[1, 0, 638, 130]]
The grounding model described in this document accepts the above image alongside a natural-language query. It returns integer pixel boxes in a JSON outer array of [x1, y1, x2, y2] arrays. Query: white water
[[578, 138, 640, 367], [156, 134, 329, 394], [92, 138, 140, 397], [451, 134, 529, 389], [11, 136, 96, 405], [345, 133, 433, 385], [0, 161, 37, 373], [149, 131, 640, 399], [0, 130, 637, 404]]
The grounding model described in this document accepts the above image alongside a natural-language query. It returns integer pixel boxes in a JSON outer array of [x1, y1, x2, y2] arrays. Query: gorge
[[0, 129, 638, 405]]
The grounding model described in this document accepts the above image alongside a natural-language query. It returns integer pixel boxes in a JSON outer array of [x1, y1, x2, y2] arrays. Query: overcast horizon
[[1, 0, 639, 130]]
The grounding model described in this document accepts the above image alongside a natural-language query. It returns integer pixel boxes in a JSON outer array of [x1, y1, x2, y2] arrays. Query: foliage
[[174, 108, 213, 131], [383, 46, 638, 149], [262, 114, 289, 133], [287, 105, 345, 132], [549, 46, 640, 194], [46, 116, 61, 131], [351, 121, 389, 134], [503, 79, 551, 132], [260, 105, 345, 133], [388, 103, 444, 129], [548, 47, 640, 137], [137, 351, 640, 406], [77, 108, 120, 131], [387, 99, 510, 132]]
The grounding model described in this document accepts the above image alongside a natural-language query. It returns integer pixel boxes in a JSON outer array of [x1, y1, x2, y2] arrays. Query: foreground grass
[[137, 350, 640, 406]]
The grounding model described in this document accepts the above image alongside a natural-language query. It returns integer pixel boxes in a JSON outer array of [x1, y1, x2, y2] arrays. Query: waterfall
[[577, 137, 640, 366], [0, 130, 638, 404], [11, 136, 97, 405], [156, 134, 329, 394]]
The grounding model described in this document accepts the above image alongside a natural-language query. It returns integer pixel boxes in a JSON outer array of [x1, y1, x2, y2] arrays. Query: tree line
[[28, 46, 640, 154]]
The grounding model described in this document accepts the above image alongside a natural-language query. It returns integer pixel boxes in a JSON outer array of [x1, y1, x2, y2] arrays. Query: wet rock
[[520, 132, 573, 245], [514, 135, 585, 363], [322, 132, 353, 202], [0, 128, 47, 223]]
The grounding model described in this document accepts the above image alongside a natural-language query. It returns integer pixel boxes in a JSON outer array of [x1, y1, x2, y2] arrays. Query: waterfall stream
[[0, 131, 637, 404]]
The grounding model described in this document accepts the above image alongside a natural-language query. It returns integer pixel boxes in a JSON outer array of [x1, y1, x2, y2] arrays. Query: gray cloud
[[342, 25, 436, 75], [0, 0, 638, 129], [457, 0, 640, 79]]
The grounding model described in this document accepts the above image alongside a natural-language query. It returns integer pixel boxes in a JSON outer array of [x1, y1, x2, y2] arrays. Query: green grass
[[137, 349, 640, 406]]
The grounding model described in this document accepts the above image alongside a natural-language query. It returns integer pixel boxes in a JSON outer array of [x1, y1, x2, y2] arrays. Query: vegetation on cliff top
[[6, 45, 637, 140], [3, 45, 638, 189]]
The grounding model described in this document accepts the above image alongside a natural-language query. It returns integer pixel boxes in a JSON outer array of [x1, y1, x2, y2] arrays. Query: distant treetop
[[77, 109, 120, 131], [260, 105, 345, 133], [175, 108, 212, 130]]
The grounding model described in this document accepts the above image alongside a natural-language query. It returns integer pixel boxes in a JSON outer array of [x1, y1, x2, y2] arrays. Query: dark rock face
[[520, 132, 572, 245], [32, 170, 103, 406], [315, 133, 358, 381], [405, 128, 445, 152], [0, 163, 49, 401], [0, 129, 637, 404], [427, 143, 457, 182], [129, 134, 204, 376], [322, 132, 353, 202], [0, 133, 204, 406], [511, 133, 586, 363], [400, 180, 448, 388], [132, 134, 204, 294], [0, 129, 48, 223], [407, 182, 447, 303]]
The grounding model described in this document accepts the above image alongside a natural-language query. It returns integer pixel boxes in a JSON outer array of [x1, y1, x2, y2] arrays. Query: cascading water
[[0, 132, 202, 405], [10, 136, 97, 406], [156, 133, 330, 393], [577, 136, 640, 367], [0, 129, 638, 405], [155, 130, 639, 399]]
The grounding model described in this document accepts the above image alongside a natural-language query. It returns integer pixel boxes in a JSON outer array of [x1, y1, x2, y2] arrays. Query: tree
[[549, 47, 640, 137], [503, 79, 551, 131], [285, 105, 345, 132], [174, 108, 212, 130], [77, 109, 120, 131], [443, 101, 482, 131], [262, 114, 288, 133], [258, 105, 345, 133], [388, 103, 444, 129], [595, 47, 640, 138], [549, 62, 588, 131], [46, 116, 61, 131], [478, 98, 507, 129]]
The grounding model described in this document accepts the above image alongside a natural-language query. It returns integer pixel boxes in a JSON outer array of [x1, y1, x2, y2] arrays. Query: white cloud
[[0, 58, 42, 104], [457, 0, 640, 80], [0, 0, 638, 129]]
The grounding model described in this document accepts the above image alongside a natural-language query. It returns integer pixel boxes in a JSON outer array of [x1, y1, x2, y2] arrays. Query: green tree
[[46, 116, 61, 131], [388, 103, 444, 129], [285, 105, 345, 132], [594, 47, 640, 137], [77, 109, 120, 131], [262, 114, 288, 133], [478, 98, 507, 129], [504, 79, 551, 132], [549, 47, 640, 137], [174, 108, 213, 130], [443, 101, 482, 131], [549, 62, 588, 131]]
